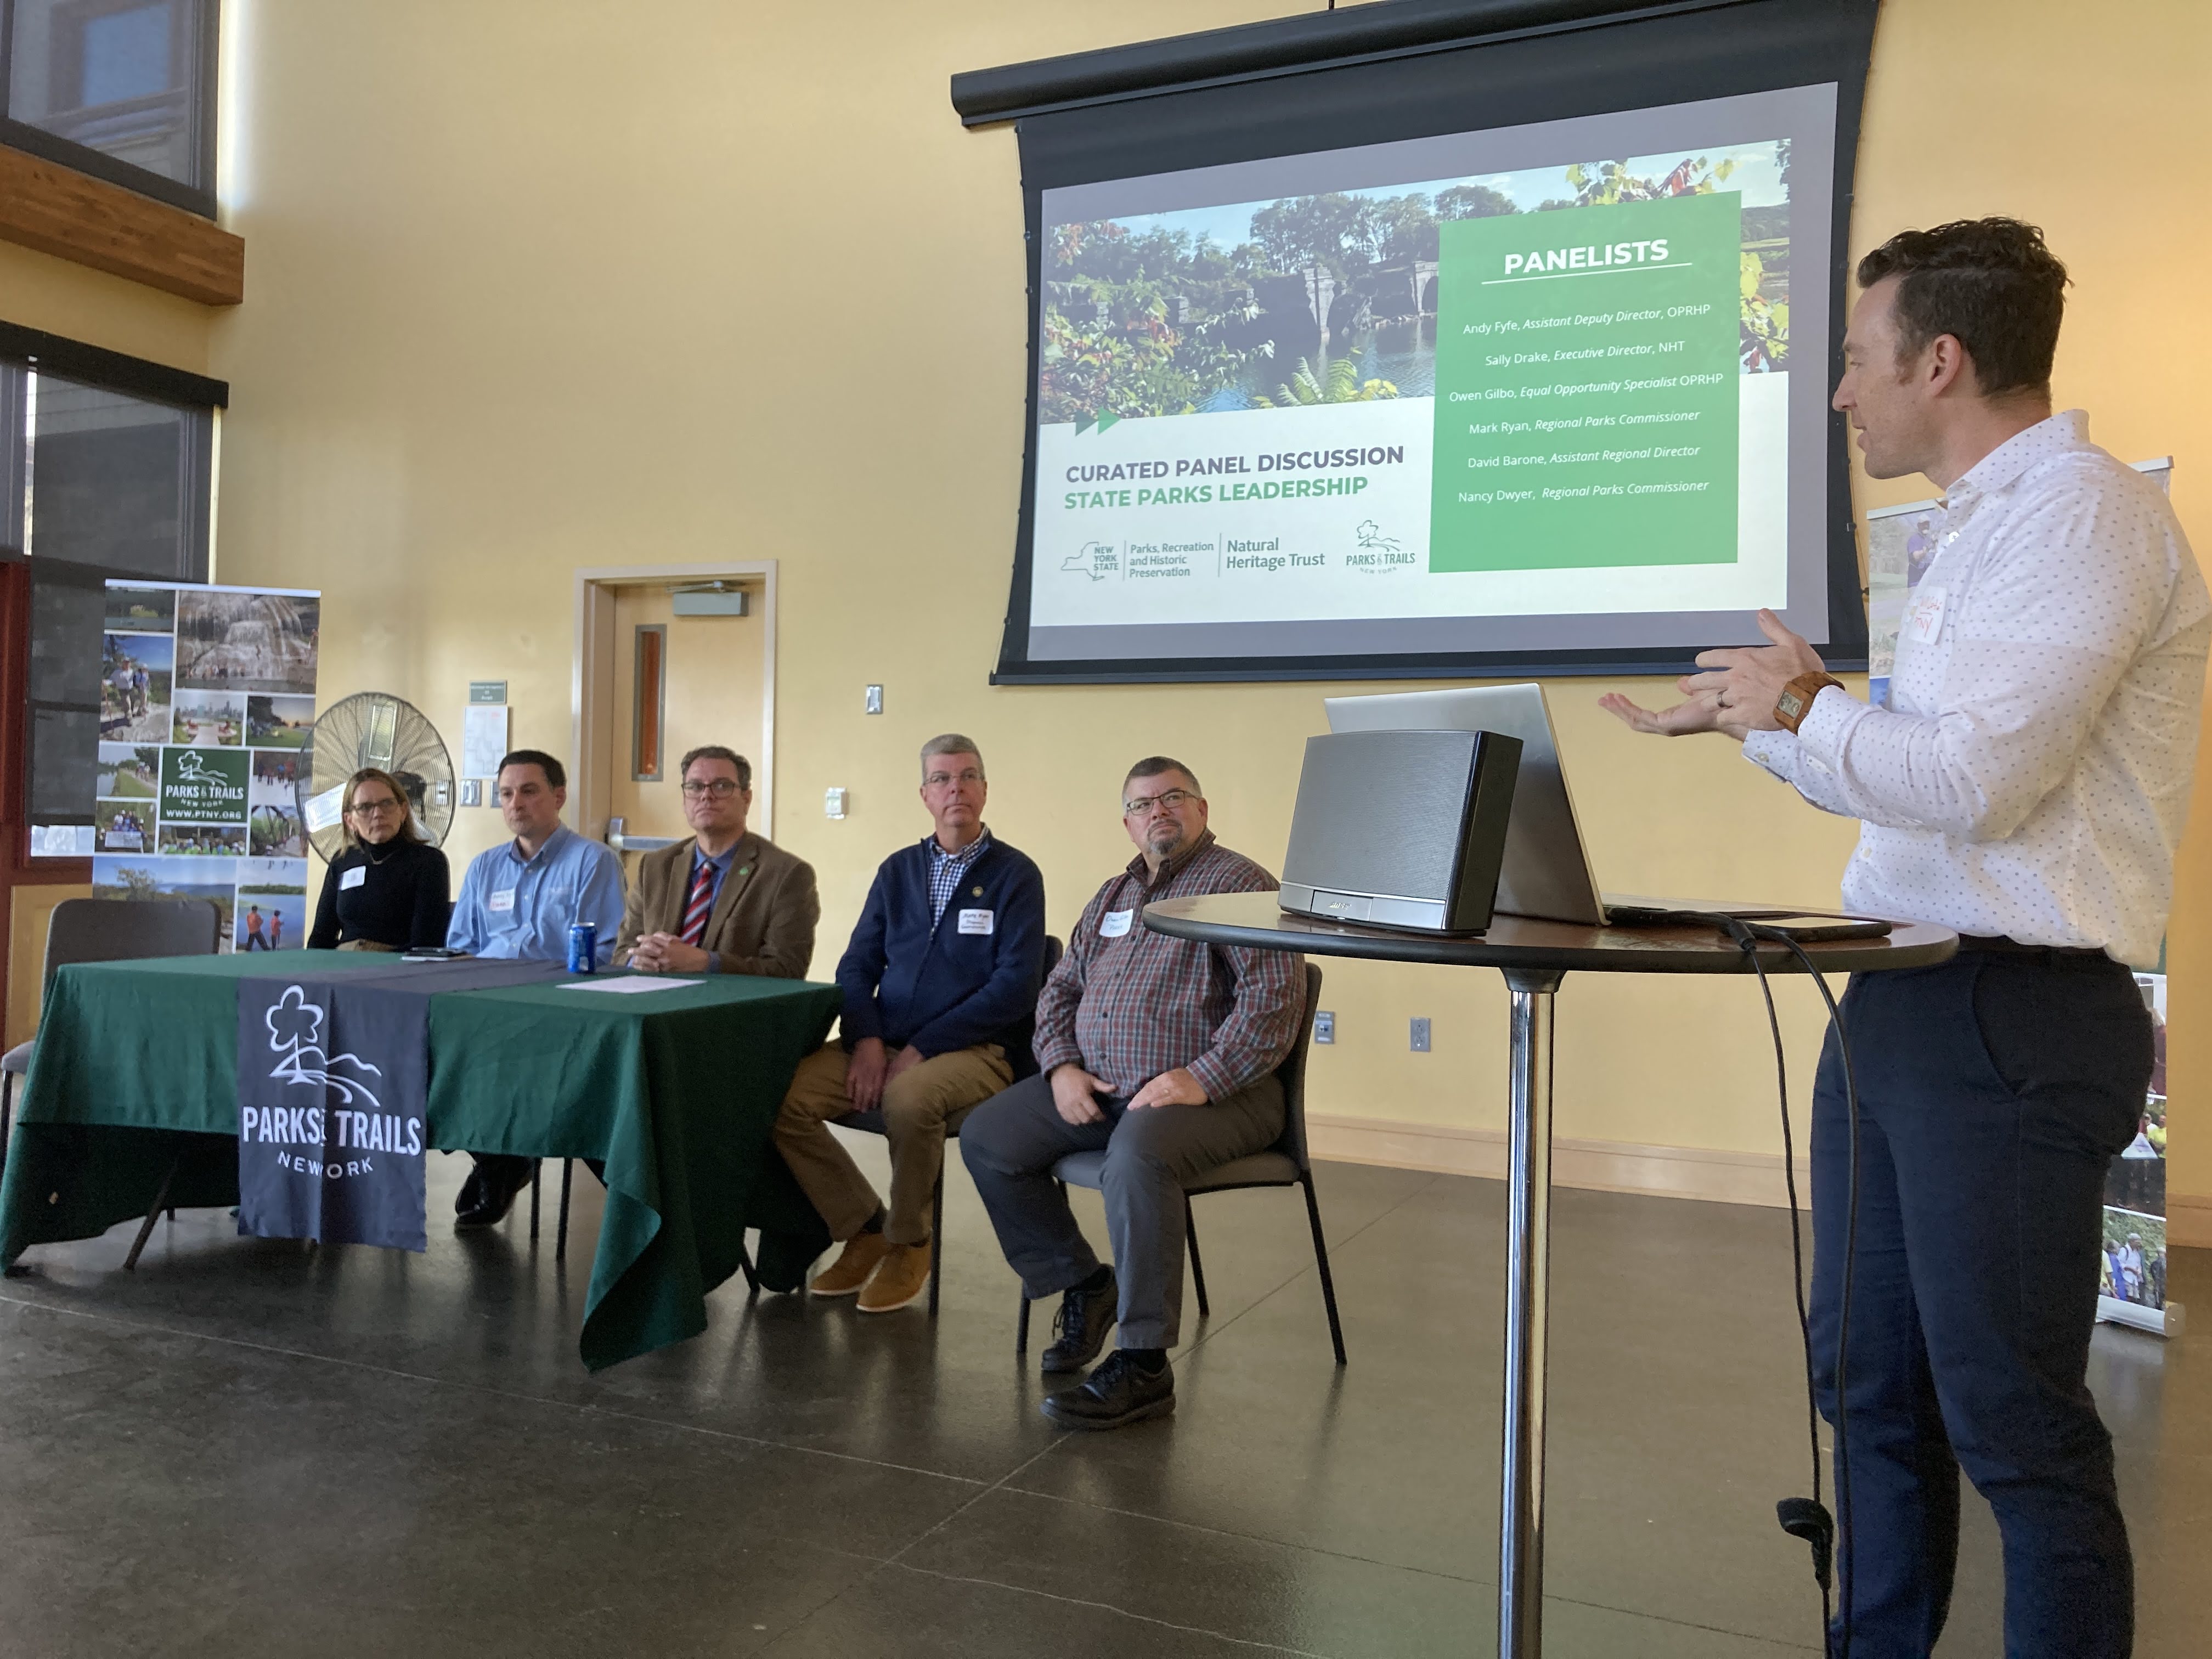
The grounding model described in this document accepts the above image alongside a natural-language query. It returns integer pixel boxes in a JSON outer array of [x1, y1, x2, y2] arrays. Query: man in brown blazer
[[616, 745, 819, 979]]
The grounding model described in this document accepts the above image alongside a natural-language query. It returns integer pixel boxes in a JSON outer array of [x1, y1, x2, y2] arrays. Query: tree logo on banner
[[263, 985, 385, 1107]]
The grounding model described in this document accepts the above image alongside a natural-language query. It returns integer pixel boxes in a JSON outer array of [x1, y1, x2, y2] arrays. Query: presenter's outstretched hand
[[1681, 609, 1829, 739], [1598, 688, 1724, 737], [1051, 1064, 1113, 1125]]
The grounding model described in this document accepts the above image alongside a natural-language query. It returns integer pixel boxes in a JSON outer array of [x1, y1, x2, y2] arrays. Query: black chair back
[[1005, 933, 1063, 1080], [43, 897, 223, 994], [1272, 963, 1324, 1171]]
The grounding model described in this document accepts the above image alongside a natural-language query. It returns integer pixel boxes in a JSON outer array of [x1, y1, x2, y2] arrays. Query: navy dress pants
[[1810, 950, 2148, 1658]]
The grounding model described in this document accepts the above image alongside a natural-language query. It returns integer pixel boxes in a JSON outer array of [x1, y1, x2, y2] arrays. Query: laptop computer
[[1322, 684, 1786, 926]]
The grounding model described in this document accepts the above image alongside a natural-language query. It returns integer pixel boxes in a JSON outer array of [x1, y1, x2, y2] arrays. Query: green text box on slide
[[1431, 192, 1742, 573]]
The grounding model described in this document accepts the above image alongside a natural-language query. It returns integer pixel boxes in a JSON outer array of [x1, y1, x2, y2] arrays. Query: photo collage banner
[[92, 582, 321, 953], [2101, 972, 2173, 1334]]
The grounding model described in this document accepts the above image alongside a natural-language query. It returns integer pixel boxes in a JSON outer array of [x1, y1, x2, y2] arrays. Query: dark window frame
[[1, 318, 226, 881], [0, 0, 221, 218]]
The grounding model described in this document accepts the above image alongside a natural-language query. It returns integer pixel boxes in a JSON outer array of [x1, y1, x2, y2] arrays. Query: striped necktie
[[680, 857, 716, 945]]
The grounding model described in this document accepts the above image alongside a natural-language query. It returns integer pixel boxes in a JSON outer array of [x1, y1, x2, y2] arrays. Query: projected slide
[[1018, 87, 1838, 670]]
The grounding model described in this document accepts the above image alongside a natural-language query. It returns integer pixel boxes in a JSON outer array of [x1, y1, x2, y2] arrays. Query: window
[[1, 0, 219, 215], [632, 624, 665, 781], [1, 322, 222, 859]]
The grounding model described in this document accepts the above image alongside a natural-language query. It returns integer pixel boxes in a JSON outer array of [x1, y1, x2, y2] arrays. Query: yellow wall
[[11, 2, 2212, 1212]]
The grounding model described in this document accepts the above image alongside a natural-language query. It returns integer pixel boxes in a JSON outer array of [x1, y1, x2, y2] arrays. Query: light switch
[[1410, 1017, 1431, 1053], [1313, 1011, 1335, 1045], [864, 685, 884, 715], [825, 787, 848, 819], [460, 779, 483, 807]]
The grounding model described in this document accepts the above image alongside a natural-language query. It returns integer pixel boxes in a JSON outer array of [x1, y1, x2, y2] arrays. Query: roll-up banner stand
[[92, 581, 321, 953], [2103, 970, 2181, 1339]]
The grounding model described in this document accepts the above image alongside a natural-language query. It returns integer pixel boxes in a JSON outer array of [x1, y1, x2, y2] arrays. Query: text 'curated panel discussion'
[[2, 1, 2208, 1654]]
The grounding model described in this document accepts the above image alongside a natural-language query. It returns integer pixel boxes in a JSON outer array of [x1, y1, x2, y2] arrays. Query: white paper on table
[[558, 976, 704, 994], [462, 704, 510, 778]]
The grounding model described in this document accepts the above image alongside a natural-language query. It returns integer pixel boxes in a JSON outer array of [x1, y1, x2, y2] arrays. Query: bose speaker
[[1279, 729, 1523, 935]]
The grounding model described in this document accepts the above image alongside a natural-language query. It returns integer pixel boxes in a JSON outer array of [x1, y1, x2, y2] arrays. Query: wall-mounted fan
[[295, 692, 456, 862]]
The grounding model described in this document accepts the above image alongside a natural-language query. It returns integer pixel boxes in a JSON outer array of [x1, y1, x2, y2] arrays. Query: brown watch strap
[[1774, 672, 1843, 735]]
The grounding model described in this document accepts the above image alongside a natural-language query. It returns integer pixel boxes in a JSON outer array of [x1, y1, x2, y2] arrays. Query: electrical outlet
[[1410, 1017, 1431, 1053], [1313, 1010, 1335, 1045], [864, 684, 884, 715]]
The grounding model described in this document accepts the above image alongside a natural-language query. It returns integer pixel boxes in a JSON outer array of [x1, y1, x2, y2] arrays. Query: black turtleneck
[[308, 837, 452, 950]]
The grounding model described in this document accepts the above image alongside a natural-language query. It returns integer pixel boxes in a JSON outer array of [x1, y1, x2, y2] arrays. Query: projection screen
[[957, 0, 1880, 684]]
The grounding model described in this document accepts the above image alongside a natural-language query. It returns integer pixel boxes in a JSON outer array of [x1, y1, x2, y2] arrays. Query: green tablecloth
[[0, 953, 840, 1369]]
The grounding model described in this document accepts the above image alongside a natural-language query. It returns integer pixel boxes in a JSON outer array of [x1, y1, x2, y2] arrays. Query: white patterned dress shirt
[[1743, 411, 2210, 965]]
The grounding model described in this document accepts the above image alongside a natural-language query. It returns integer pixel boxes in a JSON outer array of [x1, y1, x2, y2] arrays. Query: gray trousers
[[960, 1069, 1285, 1349]]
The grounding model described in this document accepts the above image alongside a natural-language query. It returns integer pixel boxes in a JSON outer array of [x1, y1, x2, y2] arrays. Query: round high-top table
[[1143, 892, 1958, 1659]]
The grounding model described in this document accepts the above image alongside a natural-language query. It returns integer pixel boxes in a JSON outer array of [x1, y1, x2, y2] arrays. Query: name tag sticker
[[958, 908, 994, 935], [1905, 585, 1948, 646], [340, 866, 367, 891], [1099, 909, 1134, 938], [487, 888, 517, 914]]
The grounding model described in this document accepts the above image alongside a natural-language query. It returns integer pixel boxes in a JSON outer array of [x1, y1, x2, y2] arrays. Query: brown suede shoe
[[810, 1231, 895, 1296], [856, 1240, 933, 1314]]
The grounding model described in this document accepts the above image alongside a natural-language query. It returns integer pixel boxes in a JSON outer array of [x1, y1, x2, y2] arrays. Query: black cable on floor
[[1757, 928, 1861, 1659], [1733, 932, 1832, 1637], [1656, 912, 1862, 1659]]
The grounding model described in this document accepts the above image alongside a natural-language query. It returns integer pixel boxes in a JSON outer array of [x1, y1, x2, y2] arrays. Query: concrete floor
[[0, 1142, 2205, 1657]]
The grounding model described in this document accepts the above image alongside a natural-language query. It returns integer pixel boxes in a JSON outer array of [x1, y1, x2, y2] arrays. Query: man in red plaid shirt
[[962, 756, 1304, 1430]]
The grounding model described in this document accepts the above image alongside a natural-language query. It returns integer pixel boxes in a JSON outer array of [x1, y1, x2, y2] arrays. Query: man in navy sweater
[[774, 733, 1047, 1313]]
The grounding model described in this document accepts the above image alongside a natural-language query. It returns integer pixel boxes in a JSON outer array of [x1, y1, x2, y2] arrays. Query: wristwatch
[[1774, 672, 1843, 734]]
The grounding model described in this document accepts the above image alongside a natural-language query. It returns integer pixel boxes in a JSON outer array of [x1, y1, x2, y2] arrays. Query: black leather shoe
[[454, 1167, 486, 1217], [1041, 1350, 1174, 1430], [1040, 1269, 1117, 1374], [454, 1166, 523, 1230]]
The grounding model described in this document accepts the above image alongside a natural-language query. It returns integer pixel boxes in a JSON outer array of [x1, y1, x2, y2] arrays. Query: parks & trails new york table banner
[[92, 581, 319, 952], [235, 976, 430, 1251]]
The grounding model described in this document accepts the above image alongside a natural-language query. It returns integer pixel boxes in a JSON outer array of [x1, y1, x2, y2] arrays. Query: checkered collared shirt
[[1032, 831, 1302, 1101], [926, 827, 994, 924]]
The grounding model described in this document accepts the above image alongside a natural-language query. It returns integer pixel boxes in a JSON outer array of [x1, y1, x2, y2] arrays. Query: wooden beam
[[0, 143, 242, 307]]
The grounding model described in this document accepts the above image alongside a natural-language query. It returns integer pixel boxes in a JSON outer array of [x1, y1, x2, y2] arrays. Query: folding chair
[[0, 898, 224, 1267], [1014, 962, 1344, 1364]]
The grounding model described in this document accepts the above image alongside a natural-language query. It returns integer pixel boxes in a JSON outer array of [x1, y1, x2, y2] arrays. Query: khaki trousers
[[774, 1041, 1013, 1245]]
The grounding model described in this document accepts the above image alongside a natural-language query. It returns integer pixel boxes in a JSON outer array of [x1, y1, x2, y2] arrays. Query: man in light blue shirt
[[445, 748, 625, 1226], [447, 749, 625, 965]]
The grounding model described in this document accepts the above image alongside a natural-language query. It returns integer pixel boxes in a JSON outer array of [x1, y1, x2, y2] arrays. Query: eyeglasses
[[681, 779, 743, 798], [924, 769, 984, 788], [349, 798, 402, 816], [1122, 788, 1195, 816]]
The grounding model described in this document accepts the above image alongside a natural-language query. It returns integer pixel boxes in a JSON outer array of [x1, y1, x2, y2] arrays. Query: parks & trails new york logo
[[161, 747, 250, 824]]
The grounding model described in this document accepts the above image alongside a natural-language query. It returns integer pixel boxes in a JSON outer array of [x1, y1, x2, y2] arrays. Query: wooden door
[[605, 583, 765, 878]]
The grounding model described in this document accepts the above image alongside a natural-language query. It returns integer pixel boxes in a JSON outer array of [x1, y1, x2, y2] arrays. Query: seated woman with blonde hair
[[307, 768, 452, 951]]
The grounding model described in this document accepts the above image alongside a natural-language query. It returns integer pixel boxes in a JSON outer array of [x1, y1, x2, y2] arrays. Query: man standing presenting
[[1605, 219, 2207, 1657], [775, 734, 1045, 1314], [445, 748, 626, 1227], [614, 745, 817, 980], [962, 757, 1302, 1430]]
